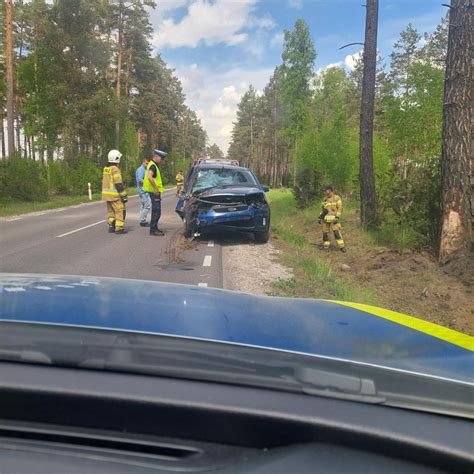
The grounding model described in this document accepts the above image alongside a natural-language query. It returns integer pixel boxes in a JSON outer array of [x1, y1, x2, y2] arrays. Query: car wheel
[[255, 229, 270, 243]]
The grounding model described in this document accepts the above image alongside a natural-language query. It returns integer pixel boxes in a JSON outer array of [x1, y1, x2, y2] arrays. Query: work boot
[[340, 247, 347, 253], [150, 229, 164, 236], [108, 224, 115, 233], [115, 228, 128, 234], [140, 222, 150, 227]]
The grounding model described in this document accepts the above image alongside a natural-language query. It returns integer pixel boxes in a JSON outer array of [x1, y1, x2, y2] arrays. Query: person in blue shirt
[[135, 158, 151, 226]]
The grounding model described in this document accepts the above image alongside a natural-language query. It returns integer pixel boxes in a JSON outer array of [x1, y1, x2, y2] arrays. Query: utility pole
[[439, 0, 473, 263], [5, 0, 15, 157], [359, 0, 378, 228]]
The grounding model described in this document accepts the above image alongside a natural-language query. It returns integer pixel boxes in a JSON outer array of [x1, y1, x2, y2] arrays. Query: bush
[[69, 158, 102, 195], [0, 157, 48, 202], [48, 160, 73, 194], [371, 214, 427, 249]]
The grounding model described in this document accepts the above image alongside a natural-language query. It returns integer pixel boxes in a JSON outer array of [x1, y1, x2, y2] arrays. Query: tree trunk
[[15, 110, 21, 153], [114, 11, 123, 150], [125, 49, 133, 97], [439, 0, 473, 263], [5, 0, 15, 157], [359, 0, 378, 228], [0, 112, 5, 158]]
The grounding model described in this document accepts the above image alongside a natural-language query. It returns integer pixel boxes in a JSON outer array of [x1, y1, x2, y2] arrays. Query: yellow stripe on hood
[[323, 300, 474, 352]]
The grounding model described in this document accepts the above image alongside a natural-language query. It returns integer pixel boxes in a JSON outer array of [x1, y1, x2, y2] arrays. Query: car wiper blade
[[73, 342, 384, 403], [291, 367, 384, 403]]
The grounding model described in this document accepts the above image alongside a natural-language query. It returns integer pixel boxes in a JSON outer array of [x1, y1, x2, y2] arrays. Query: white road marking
[[203, 255, 212, 267], [33, 286, 52, 291], [198, 283, 208, 288], [208, 240, 214, 247], [4, 287, 26, 292], [56, 220, 105, 238], [5, 217, 22, 222]]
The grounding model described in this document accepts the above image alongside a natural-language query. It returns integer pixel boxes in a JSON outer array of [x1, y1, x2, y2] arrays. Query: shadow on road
[[199, 231, 257, 247]]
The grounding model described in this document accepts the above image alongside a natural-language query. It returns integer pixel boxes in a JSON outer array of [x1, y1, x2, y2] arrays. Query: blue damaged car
[[176, 163, 271, 242]]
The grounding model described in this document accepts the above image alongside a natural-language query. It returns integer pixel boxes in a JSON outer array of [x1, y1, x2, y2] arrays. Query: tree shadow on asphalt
[[199, 231, 257, 247]]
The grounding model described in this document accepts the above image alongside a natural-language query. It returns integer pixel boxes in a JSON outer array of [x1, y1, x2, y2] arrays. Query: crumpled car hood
[[0, 273, 472, 381]]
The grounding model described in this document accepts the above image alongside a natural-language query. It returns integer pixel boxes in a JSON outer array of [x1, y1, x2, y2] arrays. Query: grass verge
[[0, 187, 176, 217], [267, 189, 377, 305], [0, 193, 104, 217]]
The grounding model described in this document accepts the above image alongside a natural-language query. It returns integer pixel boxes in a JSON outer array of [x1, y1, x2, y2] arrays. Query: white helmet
[[108, 149, 122, 163]]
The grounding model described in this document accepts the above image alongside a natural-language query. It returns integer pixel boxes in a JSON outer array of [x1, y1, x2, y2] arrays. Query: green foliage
[[47, 158, 102, 196], [225, 16, 448, 249], [293, 67, 358, 207], [0, 157, 48, 201], [206, 143, 225, 160], [371, 214, 427, 249], [5, 0, 205, 176]]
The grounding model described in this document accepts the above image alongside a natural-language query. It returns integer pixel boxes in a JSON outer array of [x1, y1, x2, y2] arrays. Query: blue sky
[[148, 0, 446, 152]]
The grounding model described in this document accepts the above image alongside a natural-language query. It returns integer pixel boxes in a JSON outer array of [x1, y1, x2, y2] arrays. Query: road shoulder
[[222, 238, 293, 295]]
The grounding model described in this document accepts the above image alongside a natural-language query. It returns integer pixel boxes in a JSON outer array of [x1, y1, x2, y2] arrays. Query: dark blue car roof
[[0, 274, 472, 381]]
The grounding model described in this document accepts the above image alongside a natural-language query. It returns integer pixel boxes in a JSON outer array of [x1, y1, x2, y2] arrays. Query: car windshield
[[0, 0, 472, 422], [193, 168, 258, 192]]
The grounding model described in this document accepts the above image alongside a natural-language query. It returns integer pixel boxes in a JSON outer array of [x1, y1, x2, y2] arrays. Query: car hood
[[0, 274, 472, 381], [195, 186, 264, 197]]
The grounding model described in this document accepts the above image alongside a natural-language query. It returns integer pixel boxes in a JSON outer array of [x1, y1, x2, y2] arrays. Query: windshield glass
[[193, 168, 258, 192], [0, 0, 472, 421]]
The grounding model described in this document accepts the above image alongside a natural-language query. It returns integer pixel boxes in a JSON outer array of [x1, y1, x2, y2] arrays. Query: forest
[[0, 0, 210, 198], [228, 16, 450, 248]]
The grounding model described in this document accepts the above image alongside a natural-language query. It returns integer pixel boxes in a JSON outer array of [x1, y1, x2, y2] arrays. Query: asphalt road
[[0, 191, 223, 288]]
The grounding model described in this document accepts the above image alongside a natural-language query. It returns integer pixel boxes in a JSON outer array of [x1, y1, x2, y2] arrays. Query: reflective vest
[[101, 165, 122, 202], [143, 160, 163, 193], [322, 194, 343, 217]]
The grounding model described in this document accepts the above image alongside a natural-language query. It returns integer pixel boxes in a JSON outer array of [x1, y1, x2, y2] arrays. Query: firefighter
[[319, 185, 346, 252], [101, 149, 128, 234], [176, 170, 184, 197]]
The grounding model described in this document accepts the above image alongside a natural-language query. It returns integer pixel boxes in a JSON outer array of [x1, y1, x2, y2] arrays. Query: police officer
[[143, 149, 167, 236], [319, 185, 346, 252], [101, 149, 128, 234]]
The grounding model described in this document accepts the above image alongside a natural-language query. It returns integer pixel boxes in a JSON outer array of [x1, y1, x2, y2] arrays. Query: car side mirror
[[261, 185, 270, 193]]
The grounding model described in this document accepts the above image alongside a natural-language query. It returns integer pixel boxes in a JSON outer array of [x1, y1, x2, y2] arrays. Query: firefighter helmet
[[108, 149, 122, 163]]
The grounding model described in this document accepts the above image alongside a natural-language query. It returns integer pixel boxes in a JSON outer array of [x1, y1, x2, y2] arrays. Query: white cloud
[[270, 32, 284, 48], [153, 0, 274, 49], [289, 0, 303, 9], [317, 61, 344, 75], [344, 50, 363, 71], [173, 63, 273, 152]]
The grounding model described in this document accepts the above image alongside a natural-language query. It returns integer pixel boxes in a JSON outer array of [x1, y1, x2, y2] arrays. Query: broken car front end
[[183, 187, 270, 238]]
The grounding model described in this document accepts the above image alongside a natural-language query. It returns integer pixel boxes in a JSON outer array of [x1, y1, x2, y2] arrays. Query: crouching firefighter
[[102, 149, 128, 234], [318, 185, 346, 252]]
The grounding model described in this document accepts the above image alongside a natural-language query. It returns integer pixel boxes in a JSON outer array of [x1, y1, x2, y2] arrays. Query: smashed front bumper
[[195, 207, 269, 233]]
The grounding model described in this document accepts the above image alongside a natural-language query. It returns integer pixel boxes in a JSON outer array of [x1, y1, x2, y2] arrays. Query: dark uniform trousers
[[148, 192, 161, 232]]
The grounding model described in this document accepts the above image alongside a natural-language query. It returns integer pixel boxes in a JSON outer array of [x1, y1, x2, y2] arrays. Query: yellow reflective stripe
[[102, 191, 120, 196], [325, 300, 474, 351]]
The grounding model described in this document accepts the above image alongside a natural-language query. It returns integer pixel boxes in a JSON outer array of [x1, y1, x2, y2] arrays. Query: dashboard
[[0, 361, 472, 473]]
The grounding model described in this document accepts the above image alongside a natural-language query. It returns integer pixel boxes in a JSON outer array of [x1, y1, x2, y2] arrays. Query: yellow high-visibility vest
[[143, 160, 163, 193]]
